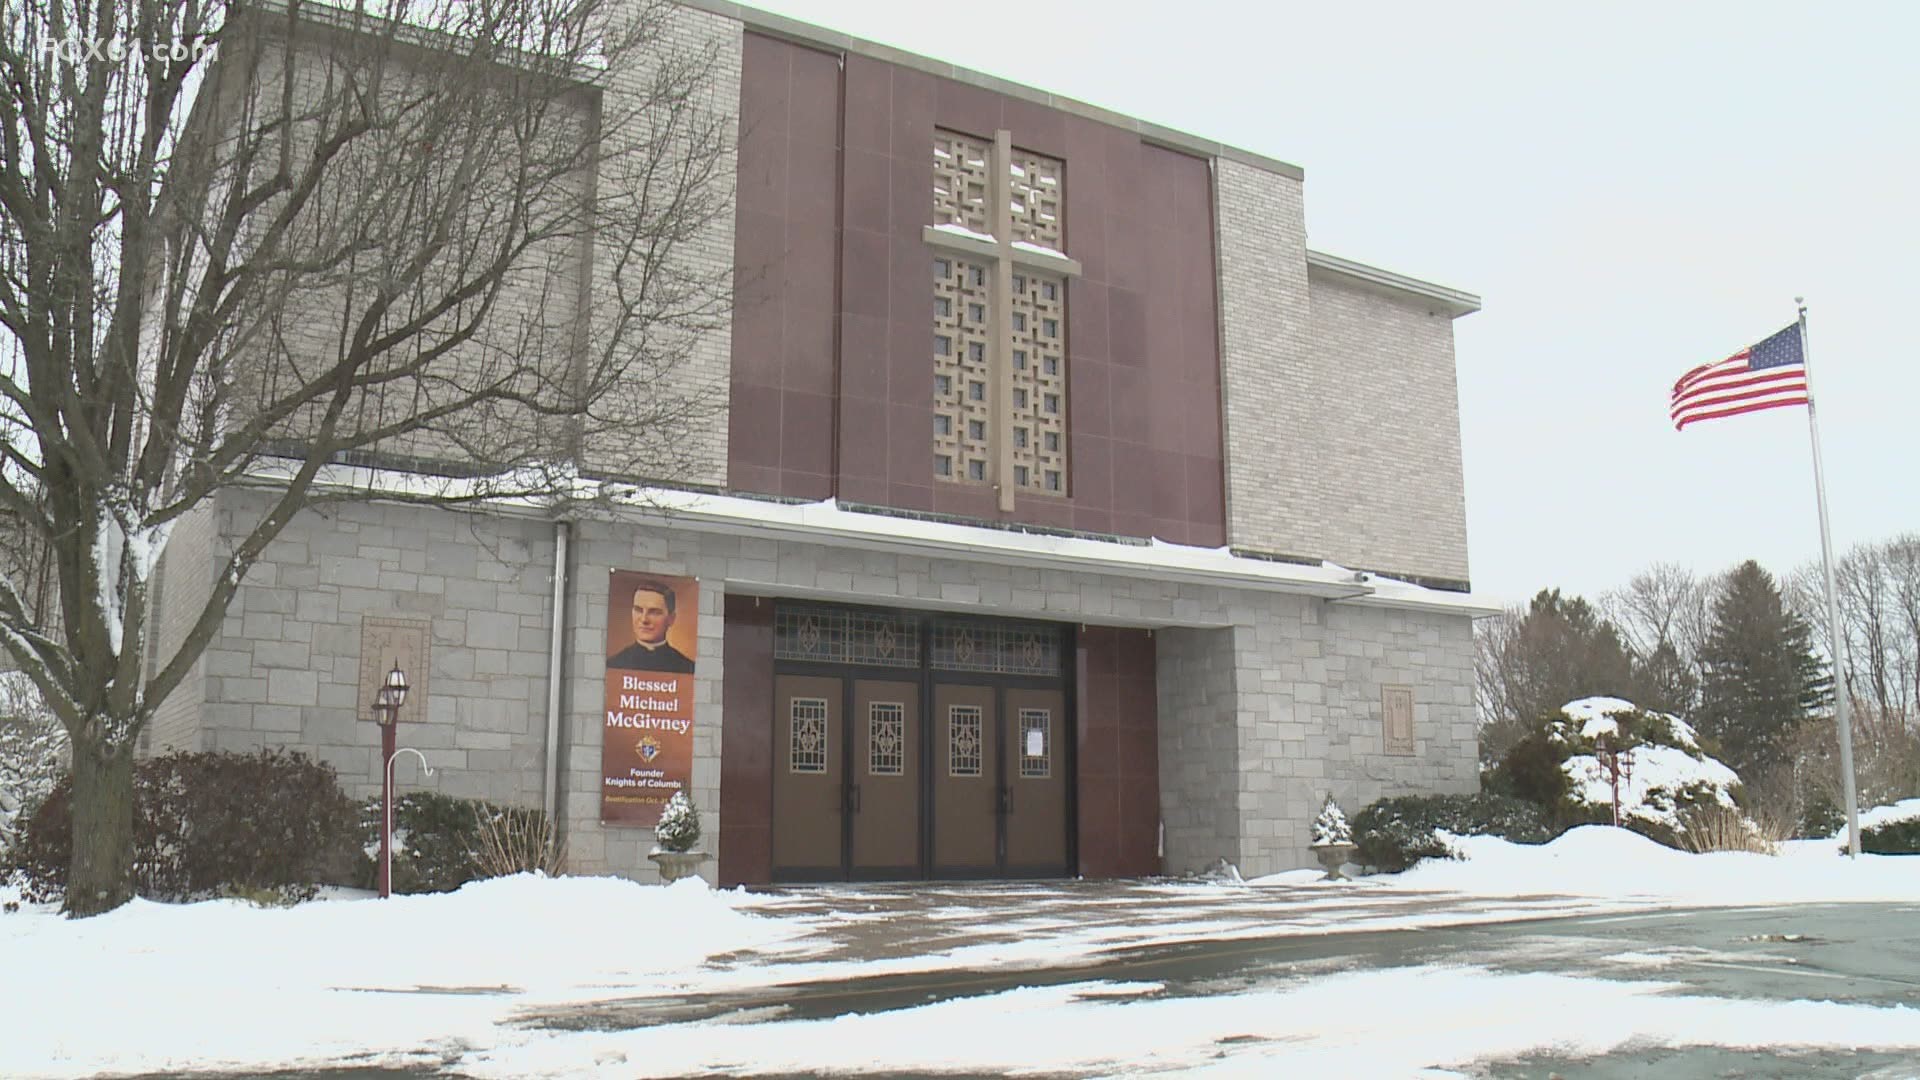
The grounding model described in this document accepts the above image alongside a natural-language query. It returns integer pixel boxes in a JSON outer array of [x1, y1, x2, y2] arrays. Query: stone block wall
[[1154, 626, 1241, 869], [187, 488, 1476, 883], [200, 490, 558, 812], [1234, 598, 1477, 876], [144, 502, 217, 755]]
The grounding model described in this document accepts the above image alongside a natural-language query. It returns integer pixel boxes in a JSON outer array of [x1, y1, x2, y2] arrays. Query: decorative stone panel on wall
[[1383, 684, 1415, 755], [358, 617, 431, 728]]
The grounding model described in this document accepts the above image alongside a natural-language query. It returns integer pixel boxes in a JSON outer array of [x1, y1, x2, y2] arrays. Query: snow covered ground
[[5, 828, 1920, 1078]]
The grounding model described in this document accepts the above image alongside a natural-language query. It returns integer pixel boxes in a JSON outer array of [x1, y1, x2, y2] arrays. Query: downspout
[[543, 520, 571, 825]]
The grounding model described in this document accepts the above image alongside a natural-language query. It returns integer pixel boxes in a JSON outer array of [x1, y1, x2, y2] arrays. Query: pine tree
[[1311, 795, 1352, 847], [653, 791, 702, 854], [1694, 561, 1832, 780], [1478, 589, 1639, 763], [1631, 638, 1701, 719]]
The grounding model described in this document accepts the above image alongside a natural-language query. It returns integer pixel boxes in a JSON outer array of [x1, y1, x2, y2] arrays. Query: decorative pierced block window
[[790, 698, 828, 774], [933, 131, 992, 233], [1018, 708, 1051, 778], [935, 254, 994, 485], [1008, 152, 1062, 249], [927, 129, 1078, 508], [1010, 268, 1066, 494], [868, 702, 905, 776], [948, 705, 984, 777]]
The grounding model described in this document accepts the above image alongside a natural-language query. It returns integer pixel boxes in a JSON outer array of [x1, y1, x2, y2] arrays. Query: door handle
[[848, 784, 862, 813], [997, 786, 1011, 815]]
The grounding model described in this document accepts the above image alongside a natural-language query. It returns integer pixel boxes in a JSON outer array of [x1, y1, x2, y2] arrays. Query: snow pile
[[1851, 798, 1920, 834], [1552, 697, 1742, 833], [0, 874, 797, 1077], [1393, 825, 1920, 903]]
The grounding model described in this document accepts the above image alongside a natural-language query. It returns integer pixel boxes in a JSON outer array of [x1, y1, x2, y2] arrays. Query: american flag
[[1670, 323, 1809, 430]]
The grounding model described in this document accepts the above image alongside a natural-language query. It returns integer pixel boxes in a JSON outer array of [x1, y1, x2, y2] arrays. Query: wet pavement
[[104, 880, 1920, 1078]]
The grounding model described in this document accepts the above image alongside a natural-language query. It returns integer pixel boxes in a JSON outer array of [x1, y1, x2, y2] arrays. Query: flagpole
[[1798, 298, 1860, 858]]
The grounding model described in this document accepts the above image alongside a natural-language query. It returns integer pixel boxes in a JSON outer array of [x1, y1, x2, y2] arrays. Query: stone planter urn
[[648, 850, 710, 883], [1311, 842, 1356, 881]]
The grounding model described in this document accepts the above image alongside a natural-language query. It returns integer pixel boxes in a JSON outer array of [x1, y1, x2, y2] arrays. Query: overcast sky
[[750, 0, 1920, 606]]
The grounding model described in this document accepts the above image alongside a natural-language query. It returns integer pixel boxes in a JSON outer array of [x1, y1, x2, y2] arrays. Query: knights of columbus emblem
[[638, 735, 662, 762]]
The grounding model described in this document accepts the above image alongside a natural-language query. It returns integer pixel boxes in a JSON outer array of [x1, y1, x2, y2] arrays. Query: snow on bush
[[1311, 795, 1352, 847], [1853, 798, 1920, 834], [0, 673, 67, 856], [653, 790, 701, 853], [1551, 697, 1743, 838]]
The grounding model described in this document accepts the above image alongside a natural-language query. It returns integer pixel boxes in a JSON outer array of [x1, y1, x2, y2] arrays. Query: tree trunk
[[65, 729, 137, 916]]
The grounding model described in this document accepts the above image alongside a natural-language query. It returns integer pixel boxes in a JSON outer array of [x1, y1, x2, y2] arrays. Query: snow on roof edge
[[252, 465, 1499, 616]]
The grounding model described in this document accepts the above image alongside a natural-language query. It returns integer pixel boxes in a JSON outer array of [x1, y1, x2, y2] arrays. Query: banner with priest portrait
[[601, 570, 699, 826]]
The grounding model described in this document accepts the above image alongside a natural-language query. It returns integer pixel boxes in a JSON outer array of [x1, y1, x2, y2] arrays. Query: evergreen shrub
[[1858, 818, 1920, 856], [653, 790, 701, 853], [1352, 793, 1556, 873], [362, 791, 562, 893], [14, 749, 358, 903]]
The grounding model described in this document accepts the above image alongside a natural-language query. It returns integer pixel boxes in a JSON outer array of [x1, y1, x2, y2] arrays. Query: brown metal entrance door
[[1003, 687, 1070, 875], [850, 679, 920, 879], [931, 682, 998, 876], [771, 675, 844, 880]]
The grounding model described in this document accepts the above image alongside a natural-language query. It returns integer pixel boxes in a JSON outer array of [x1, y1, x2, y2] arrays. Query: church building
[[142, 0, 1488, 885]]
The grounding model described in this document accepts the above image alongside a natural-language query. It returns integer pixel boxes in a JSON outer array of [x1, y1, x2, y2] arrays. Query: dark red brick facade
[[1076, 626, 1162, 876], [728, 33, 1226, 546], [723, 34, 1189, 885]]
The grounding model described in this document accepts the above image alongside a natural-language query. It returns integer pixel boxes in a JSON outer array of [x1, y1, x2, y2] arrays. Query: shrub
[[1674, 803, 1775, 854], [1486, 730, 1575, 819], [476, 805, 567, 879], [653, 790, 701, 853], [14, 749, 358, 903], [1351, 793, 1556, 873], [1798, 797, 1846, 841], [0, 673, 67, 859], [363, 791, 563, 893], [1858, 818, 1920, 855]]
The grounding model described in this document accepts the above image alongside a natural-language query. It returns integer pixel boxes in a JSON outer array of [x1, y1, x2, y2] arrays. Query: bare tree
[[1602, 562, 1710, 667], [0, 0, 733, 913], [1786, 535, 1920, 804], [1473, 603, 1525, 766], [1601, 562, 1716, 718]]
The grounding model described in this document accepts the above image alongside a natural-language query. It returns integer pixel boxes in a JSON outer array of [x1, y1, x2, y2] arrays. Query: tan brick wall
[[145, 502, 218, 755], [1215, 160, 1470, 585], [205, 9, 740, 487], [1301, 271, 1470, 582], [575, 4, 740, 487]]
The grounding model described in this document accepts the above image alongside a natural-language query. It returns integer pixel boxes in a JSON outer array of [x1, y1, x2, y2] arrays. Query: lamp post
[[371, 661, 410, 899]]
